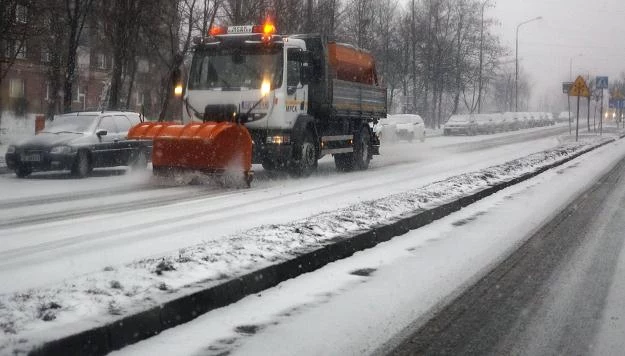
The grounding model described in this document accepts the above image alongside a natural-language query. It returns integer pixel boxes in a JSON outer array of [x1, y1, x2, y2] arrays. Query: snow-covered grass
[[0, 135, 615, 354]]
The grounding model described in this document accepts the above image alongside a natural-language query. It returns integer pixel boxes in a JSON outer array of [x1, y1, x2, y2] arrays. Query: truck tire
[[354, 127, 371, 170], [334, 126, 371, 172], [261, 160, 275, 171], [289, 130, 317, 177]]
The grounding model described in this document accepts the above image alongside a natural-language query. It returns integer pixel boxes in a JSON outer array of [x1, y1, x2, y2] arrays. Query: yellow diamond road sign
[[569, 75, 590, 97]]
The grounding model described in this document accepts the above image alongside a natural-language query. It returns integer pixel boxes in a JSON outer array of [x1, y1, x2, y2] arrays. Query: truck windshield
[[188, 46, 283, 91]]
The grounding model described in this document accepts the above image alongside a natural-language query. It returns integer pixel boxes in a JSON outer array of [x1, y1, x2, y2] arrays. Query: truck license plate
[[21, 153, 41, 162]]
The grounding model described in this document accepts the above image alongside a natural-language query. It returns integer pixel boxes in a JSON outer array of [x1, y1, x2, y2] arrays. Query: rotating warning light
[[209, 25, 226, 36]]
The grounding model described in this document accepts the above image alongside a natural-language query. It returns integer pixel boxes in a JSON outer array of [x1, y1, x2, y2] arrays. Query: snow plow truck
[[128, 21, 387, 187]]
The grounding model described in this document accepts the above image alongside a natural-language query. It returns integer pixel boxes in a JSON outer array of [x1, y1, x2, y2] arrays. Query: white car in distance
[[374, 114, 426, 143]]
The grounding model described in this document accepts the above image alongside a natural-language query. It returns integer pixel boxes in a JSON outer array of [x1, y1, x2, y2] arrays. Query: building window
[[73, 84, 84, 103], [41, 48, 50, 63], [97, 53, 106, 69], [5, 40, 25, 59], [14, 41, 26, 59], [16, 4, 27, 23], [10, 79, 25, 98]]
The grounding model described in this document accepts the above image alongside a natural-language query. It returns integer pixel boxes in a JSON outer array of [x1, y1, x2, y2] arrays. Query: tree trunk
[[125, 60, 137, 110]]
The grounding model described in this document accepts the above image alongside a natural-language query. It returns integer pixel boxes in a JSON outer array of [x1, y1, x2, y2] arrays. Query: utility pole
[[515, 16, 542, 112]]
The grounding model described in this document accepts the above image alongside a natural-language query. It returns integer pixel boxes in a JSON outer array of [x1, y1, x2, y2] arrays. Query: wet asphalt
[[389, 156, 625, 356]]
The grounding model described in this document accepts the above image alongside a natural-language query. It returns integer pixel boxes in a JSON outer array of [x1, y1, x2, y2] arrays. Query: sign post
[[597, 76, 609, 135], [568, 76, 590, 142], [563, 82, 573, 134]]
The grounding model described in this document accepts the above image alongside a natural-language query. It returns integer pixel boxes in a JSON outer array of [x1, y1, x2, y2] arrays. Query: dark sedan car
[[5, 111, 151, 178]]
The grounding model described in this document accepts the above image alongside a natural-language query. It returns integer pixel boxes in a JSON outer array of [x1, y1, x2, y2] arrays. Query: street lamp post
[[515, 16, 542, 112], [569, 54, 583, 81]]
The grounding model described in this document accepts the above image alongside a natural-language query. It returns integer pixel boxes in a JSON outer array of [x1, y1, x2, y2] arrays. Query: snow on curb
[[0, 137, 617, 355]]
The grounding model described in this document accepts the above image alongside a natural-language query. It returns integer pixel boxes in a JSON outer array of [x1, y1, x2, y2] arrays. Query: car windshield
[[188, 45, 283, 90], [386, 116, 418, 125], [448, 116, 469, 122], [41, 115, 98, 133]]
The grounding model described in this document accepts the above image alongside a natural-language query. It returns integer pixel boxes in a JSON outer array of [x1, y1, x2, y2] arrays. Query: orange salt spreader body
[[327, 42, 379, 85], [127, 121, 253, 187]]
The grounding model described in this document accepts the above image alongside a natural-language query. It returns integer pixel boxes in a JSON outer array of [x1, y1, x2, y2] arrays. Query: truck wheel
[[354, 127, 371, 170], [71, 150, 91, 178], [262, 159, 276, 171], [335, 127, 371, 172], [289, 131, 317, 177]]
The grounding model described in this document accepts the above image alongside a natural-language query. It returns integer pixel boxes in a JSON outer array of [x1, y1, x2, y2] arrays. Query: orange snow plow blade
[[128, 121, 253, 187]]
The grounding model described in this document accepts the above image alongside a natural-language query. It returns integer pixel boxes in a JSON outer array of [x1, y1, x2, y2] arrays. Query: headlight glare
[[266, 135, 290, 144]]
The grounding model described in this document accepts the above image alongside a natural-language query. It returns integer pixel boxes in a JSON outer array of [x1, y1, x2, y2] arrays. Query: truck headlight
[[50, 145, 74, 154], [6, 145, 16, 154], [266, 135, 290, 145]]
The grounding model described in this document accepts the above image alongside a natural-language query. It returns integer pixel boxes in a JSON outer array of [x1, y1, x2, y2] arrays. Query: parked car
[[503, 112, 523, 130], [374, 114, 426, 142], [545, 112, 555, 125], [475, 114, 496, 134], [524, 112, 536, 127], [533, 112, 547, 127], [444, 115, 478, 135], [558, 111, 575, 123], [5, 111, 151, 178], [487, 113, 510, 132]]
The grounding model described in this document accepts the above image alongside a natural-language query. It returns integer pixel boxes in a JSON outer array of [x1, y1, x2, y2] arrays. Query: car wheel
[[15, 166, 32, 178], [130, 148, 148, 172], [71, 150, 91, 178], [420, 130, 426, 142]]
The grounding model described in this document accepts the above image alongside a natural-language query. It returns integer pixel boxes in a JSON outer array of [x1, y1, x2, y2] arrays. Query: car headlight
[[6, 145, 16, 154], [50, 145, 74, 154]]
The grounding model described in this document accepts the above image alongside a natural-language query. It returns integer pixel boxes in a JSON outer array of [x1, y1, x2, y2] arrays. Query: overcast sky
[[489, 0, 625, 109]]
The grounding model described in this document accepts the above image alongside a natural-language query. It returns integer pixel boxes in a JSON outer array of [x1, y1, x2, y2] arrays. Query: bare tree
[[0, 1, 42, 115], [100, 0, 149, 110], [62, 0, 94, 112]]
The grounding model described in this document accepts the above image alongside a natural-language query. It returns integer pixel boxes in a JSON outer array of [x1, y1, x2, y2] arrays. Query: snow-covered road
[[0, 125, 569, 294], [111, 131, 625, 356]]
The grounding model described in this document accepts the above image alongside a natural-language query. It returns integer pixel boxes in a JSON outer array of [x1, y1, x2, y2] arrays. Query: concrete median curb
[[30, 138, 618, 356]]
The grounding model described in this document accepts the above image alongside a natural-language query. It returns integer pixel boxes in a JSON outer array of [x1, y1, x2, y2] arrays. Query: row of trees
[[1, 0, 533, 126]]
